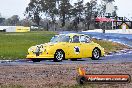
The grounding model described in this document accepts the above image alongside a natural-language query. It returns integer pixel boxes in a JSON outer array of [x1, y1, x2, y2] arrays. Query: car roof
[[59, 33, 87, 37]]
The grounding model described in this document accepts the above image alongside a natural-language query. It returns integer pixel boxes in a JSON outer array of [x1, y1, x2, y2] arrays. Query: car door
[[68, 35, 83, 58], [79, 35, 93, 58]]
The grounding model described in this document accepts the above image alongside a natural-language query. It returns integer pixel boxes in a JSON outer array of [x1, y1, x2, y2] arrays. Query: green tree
[[71, 0, 84, 31], [43, 0, 58, 31], [58, 0, 72, 27], [3, 15, 20, 26], [72, 0, 84, 23], [11, 15, 20, 25], [84, 0, 98, 30], [25, 0, 58, 30], [25, 0, 42, 26]]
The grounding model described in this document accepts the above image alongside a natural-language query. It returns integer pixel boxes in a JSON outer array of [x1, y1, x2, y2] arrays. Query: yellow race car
[[26, 33, 105, 62]]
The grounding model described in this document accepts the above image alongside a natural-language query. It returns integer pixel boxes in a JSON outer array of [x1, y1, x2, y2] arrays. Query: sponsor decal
[[74, 46, 80, 54], [77, 67, 131, 84], [34, 45, 44, 56]]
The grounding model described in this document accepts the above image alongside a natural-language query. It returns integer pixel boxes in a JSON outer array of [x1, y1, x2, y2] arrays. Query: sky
[[0, 0, 132, 19], [0, 0, 30, 19]]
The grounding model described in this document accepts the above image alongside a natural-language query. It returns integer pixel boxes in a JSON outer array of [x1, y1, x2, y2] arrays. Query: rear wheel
[[54, 50, 65, 62], [91, 48, 101, 60]]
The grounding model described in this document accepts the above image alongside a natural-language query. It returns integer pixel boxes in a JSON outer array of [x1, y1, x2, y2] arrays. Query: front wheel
[[91, 48, 101, 60], [54, 50, 65, 62]]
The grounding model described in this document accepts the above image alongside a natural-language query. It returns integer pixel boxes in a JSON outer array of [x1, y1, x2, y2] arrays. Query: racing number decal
[[74, 46, 80, 54]]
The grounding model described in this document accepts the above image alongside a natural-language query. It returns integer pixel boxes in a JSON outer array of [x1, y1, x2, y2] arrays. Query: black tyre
[[91, 48, 101, 60], [31, 59, 41, 62], [54, 50, 65, 62]]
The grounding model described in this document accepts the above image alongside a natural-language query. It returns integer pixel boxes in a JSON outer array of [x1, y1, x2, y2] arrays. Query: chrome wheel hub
[[56, 51, 63, 60], [93, 49, 100, 59]]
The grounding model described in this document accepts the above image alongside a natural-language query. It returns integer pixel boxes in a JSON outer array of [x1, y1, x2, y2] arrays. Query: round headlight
[[28, 48, 33, 52]]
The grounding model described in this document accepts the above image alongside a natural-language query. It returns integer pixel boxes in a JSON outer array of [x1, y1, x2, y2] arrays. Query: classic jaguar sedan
[[26, 33, 105, 62]]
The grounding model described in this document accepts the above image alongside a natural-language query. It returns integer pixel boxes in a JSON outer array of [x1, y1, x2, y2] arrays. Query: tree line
[[0, 0, 117, 31]]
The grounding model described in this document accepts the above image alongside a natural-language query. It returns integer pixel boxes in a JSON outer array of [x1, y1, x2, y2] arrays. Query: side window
[[80, 35, 91, 43], [50, 35, 57, 42], [61, 36, 70, 42], [80, 35, 85, 43], [85, 36, 91, 43], [72, 35, 80, 43]]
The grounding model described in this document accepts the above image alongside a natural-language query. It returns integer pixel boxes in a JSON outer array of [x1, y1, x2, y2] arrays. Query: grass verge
[[92, 38, 130, 54], [0, 31, 130, 60], [0, 31, 56, 60]]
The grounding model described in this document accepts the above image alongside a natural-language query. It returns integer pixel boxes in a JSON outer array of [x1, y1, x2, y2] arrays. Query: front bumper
[[26, 54, 54, 59]]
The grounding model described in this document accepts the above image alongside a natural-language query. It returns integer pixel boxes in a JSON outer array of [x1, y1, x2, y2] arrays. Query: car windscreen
[[50, 35, 70, 43]]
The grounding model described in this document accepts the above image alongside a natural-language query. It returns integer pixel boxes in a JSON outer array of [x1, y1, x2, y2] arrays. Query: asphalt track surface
[[0, 49, 132, 65]]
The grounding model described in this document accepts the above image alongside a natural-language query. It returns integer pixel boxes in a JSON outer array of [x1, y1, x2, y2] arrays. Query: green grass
[[93, 38, 130, 54], [0, 31, 56, 60], [0, 31, 129, 60]]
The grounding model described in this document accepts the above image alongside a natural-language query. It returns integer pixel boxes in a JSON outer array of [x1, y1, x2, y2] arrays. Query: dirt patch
[[0, 63, 131, 88]]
